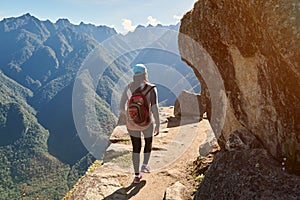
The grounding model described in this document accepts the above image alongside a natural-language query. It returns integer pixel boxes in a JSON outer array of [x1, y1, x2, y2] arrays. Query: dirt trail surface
[[65, 107, 213, 200]]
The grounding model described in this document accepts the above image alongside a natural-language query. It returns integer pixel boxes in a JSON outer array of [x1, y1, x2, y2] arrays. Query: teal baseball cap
[[133, 64, 147, 76]]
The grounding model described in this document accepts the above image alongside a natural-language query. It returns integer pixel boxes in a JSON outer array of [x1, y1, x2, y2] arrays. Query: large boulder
[[164, 182, 187, 200], [168, 90, 206, 127], [179, 0, 300, 167], [194, 149, 300, 200], [174, 90, 206, 119], [103, 143, 131, 163]]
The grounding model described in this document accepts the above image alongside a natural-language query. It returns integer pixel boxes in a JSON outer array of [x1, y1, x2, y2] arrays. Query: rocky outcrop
[[179, 0, 300, 169], [194, 149, 300, 200], [103, 143, 131, 163], [168, 90, 207, 127], [174, 90, 206, 119], [65, 164, 127, 200], [164, 182, 187, 200]]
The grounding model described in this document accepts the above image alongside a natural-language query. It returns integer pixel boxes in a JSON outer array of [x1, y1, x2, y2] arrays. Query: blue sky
[[0, 0, 196, 33]]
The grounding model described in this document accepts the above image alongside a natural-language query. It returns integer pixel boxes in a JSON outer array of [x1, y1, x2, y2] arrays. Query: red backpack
[[126, 84, 155, 128]]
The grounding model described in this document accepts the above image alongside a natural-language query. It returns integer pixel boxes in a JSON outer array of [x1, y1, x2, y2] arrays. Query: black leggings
[[128, 124, 153, 175]]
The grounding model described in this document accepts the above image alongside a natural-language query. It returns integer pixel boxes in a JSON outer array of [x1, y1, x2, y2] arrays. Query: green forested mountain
[[0, 71, 71, 199], [0, 13, 117, 199], [0, 13, 199, 199]]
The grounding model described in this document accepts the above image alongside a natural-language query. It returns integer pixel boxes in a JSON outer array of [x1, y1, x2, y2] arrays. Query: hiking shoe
[[141, 165, 150, 173], [133, 174, 142, 183]]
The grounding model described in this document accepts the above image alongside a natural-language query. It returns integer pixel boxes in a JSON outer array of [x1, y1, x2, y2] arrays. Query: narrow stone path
[[114, 120, 212, 200], [65, 107, 214, 200]]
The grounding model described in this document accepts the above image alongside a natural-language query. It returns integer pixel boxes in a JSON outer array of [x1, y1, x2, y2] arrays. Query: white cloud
[[147, 16, 161, 26], [122, 19, 136, 32], [173, 14, 182, 23]]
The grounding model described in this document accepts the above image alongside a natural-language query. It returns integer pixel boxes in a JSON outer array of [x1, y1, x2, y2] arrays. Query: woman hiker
[[119, 64, 160, 183]]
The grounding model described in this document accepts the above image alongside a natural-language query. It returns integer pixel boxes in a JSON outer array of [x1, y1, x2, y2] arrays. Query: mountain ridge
[[0, 13, 199, 199]]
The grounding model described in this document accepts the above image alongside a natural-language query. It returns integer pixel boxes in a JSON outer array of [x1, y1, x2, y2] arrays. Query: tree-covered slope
[[0, 71, 70, 199], [0, 13, 200, 198], [0, 14, 118, 199]]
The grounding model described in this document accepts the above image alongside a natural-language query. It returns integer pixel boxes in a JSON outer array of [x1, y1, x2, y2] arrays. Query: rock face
[[179, 0, 300, 167], [194, 149, 300, 200]]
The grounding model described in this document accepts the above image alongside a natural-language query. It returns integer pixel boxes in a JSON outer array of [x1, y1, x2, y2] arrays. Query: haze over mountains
[[0, 13, 199, 199]]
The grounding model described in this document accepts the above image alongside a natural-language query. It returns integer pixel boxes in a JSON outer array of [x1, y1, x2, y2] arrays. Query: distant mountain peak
[[147, 24, 154, 28], [23, 13, 32, 18], [132, 23, 180, 33], [1, 13, 43, 33], [79, 21, 90, 26], [136, 25, 145, 29], [19, 13, 40, 22], [56, 18, 71, 26]]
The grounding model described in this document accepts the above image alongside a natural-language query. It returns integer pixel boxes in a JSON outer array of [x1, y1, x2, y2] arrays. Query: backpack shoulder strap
[[129, 82, 155, 96], [143, 84, 156, 96]]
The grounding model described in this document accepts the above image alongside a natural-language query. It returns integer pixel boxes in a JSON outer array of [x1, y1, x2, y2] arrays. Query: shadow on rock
[[104, 180, 146, 200]]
